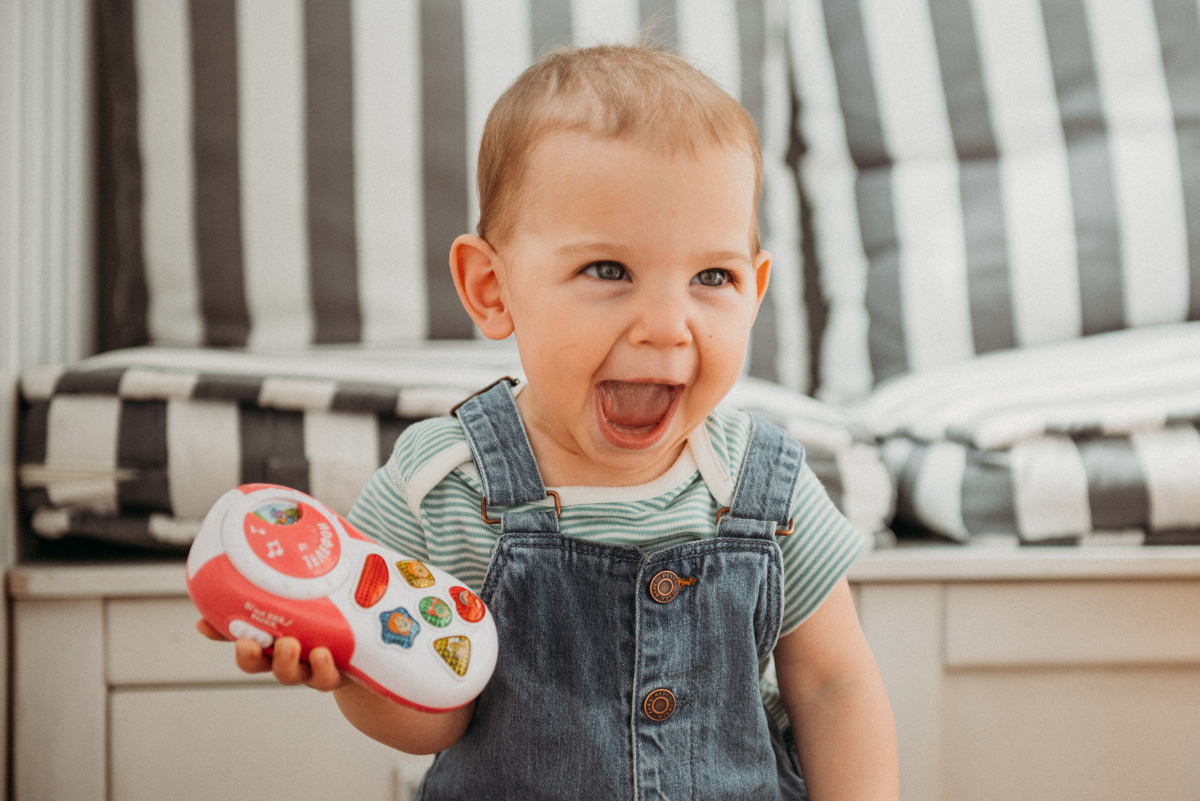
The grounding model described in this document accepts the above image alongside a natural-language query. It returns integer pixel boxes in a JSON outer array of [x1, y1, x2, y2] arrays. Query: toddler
[[201, 44, 898, 800]]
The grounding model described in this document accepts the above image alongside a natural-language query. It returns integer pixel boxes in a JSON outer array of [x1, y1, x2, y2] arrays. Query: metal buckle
[[715, 506, 794, 536], [449, 376, 520, 418], [481, 489, 561, 525]]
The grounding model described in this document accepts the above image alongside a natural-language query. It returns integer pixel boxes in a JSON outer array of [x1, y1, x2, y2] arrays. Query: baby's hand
[[195, 618, 348, 692]]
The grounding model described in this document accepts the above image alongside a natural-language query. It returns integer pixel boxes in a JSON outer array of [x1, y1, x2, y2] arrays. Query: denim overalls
[[418, 381, 808, 800]]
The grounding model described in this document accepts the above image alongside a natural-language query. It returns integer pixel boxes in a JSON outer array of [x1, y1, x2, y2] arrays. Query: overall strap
[[453, 378, 560, 534], [717, 415, 805, 541]]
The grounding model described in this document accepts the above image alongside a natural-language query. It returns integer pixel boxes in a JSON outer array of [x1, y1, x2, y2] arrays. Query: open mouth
[[595, 381, 682, 447]]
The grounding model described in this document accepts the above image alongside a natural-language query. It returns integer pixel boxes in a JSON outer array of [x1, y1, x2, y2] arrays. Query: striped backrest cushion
[[788, 0, 1200, 403], [102, 0, 807, 388]]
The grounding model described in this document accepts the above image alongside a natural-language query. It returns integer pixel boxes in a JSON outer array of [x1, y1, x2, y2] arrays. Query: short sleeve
[[348, 459, 431, 562], [777, 461, 866, 635]]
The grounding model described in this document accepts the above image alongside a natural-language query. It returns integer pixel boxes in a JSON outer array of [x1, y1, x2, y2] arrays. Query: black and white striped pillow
[[102, 0, 809, 388], [788, 0, 1200, 403], [885, 430, 1200, 546], [16, 347, 893, 551]]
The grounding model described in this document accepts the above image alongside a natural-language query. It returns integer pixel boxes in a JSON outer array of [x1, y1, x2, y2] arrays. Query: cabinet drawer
[[945, 581, 1200, 667], [110, 685, 433, 801], [106, 597, 274, 685]]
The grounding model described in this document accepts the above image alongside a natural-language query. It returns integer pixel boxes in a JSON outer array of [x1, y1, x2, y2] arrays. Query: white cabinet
[[9, 567, 432, 801], [851, 548, 1200, 801], [11, 547, 1200, 801]]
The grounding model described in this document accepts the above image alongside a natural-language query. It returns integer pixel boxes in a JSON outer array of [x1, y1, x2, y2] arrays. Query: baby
[[201, 44, 898, 800]]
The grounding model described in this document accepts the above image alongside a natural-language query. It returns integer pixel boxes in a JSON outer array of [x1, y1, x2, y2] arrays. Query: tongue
[[598, 382, 674, 429]]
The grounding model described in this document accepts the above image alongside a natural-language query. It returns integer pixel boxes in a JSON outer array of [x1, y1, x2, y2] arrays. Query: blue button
[[379, 607, 419, 648]]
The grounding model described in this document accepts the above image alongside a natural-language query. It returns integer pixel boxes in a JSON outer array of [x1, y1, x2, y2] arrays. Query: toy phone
[[187, 483, 497, 712]]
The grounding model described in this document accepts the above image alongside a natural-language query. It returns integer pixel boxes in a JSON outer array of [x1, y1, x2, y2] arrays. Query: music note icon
[[266, 541, 284, 558]]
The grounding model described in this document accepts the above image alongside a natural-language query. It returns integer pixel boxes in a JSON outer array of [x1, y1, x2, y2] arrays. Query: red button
[[354, 553, 389, 608], [643, 689, 676, 721], [451, 586, 486, 623]]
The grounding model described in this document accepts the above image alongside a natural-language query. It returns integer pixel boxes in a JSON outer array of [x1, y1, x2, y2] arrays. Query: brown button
[[643, 689, 676, 721], [649, 571, 680, 604]]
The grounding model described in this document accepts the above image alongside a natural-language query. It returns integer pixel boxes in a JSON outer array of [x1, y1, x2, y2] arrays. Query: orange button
[[649, 571, 680, 604], [643, 689, 676, 721], [354, 553, 389, 608]]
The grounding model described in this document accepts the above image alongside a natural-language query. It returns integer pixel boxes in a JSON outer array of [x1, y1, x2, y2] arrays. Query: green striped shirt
[[350, 403, 863, 631], [348, 403, 865, 729]]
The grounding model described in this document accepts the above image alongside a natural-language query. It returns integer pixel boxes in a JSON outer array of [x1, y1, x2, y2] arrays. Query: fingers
[[305, 646, 348, 692], [224, 633, 344, 692], [269, 637, 313, 686], [234, 637, 274, 674], [196, 618, 231, 641]]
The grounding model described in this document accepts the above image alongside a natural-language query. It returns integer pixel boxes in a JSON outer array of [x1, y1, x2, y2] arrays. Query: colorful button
[[354, 553, 389, 608], [396, 560, 435, 588], [649, 571, 680, 604], [379, 607, 419, 648], [451, 586, 485, 623], [420, 596, 453, 627], [434, 636, 471, 676], [643, 689, 676, 721]]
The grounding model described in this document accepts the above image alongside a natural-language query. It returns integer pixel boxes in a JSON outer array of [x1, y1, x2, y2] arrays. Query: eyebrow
[[554, 241, 629, 257], [555, 242, 750, 265]]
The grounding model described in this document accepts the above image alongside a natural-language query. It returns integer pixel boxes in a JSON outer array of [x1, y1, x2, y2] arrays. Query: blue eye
[[693, 269, 730, 287], [584, 261, 628, 281]]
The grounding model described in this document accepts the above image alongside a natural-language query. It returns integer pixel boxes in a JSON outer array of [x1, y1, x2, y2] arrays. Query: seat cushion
[[788, 0, 1200, 402], [17, 345, 891, 553], [857, 323, 1200, 544]]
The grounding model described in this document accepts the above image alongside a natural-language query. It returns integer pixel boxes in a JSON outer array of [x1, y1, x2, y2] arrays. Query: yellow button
[[649, 571, 680, 604], [643, 689, 676, 721]]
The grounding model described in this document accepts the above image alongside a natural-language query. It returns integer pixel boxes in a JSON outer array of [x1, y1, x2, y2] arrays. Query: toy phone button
[[355, 553, 389, 608], [228, 619, 276, 649], [451, 586, 485, 623]]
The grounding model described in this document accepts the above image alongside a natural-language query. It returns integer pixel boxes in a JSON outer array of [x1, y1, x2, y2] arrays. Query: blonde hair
[[476, 43, 763, 251]]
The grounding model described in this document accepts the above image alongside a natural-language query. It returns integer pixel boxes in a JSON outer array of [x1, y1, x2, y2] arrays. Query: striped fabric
[[348, 405, 865, 634], [860, 322, 1200, 544], [16, 346, 890, 552], [856, 321, 1200, 449], [885, 431, 1200, 546], [100, 0, 810, 389], [788, 0, 1200, 403]]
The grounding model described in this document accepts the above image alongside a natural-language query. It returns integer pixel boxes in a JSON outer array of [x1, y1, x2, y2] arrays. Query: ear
[[449, 234, 514, 340], [751, 249, 772, 315]]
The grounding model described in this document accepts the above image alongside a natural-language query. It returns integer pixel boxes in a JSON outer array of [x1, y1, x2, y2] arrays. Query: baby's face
[[495, 132, 769, 486]]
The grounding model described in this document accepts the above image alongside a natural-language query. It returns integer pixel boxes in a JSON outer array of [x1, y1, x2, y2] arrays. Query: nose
[[628, 282, 692, 350]]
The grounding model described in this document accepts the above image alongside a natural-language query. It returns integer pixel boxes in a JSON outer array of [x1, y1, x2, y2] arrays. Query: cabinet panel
[[110, 685, 433, 801], [13, 599, 106, 801], [945, 666, 1200, 801], [945, 581, 1200, 667], [856, 583, 943, 801], [106, 597, 273, 685]]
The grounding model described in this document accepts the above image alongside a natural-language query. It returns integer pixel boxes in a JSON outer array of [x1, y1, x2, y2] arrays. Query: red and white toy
[[187, 483, 497, 712]]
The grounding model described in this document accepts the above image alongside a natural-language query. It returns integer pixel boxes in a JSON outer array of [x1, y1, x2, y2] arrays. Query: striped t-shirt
[[348, 403, 865, 636], [349, 403, 865, 730]]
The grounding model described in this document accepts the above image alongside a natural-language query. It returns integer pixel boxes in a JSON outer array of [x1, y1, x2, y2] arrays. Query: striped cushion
[[856, 322, 1200, 448], [788, 0, 1200, 402], [886, 432, 1200, 546], [17, 347, 890, 552], [858, 323, 1200, 544], [101, 0, 809, 388]]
